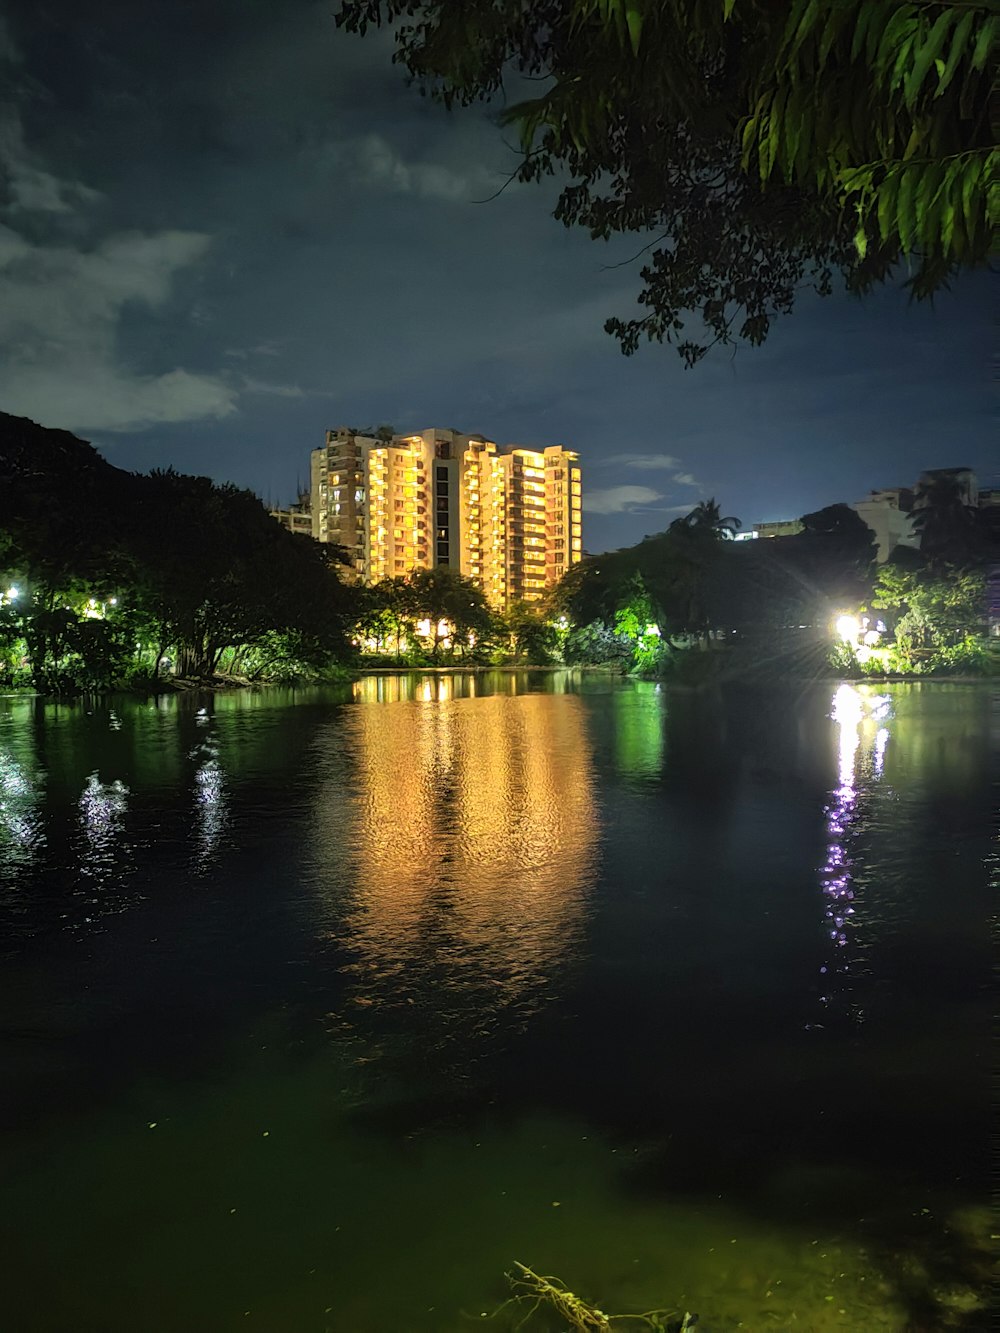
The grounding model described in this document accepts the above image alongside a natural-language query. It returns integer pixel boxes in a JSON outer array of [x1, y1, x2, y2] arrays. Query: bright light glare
[[5, 586, 18, 600], [835, 614, 860, 642], [645, 623, 661, 637]]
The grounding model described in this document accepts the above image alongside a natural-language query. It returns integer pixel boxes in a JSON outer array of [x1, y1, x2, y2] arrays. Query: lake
[[0, 673, 992, 1331]]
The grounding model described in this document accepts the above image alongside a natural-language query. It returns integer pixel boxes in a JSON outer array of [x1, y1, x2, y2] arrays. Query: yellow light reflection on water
[[312, 686, 599, 1014]]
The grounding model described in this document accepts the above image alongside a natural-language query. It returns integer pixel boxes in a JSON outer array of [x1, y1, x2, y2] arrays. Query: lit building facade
[[310, 427, 582, 608]]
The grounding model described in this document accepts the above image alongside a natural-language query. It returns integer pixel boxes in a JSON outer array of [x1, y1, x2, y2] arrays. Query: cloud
[[224, 341, 284, 360], [240, 377, 305, 399], [672, 472, 701, 487], [0, 15, 20, 64], [584, 485, 663, 515], [0, 116, 101, 215], [322, 133, 501, 203], [0, 120, 237, 433], [599, 452, 682, 471]]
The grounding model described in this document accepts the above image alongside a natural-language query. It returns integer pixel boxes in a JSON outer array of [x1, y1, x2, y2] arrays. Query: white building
[[850, 488, 919, 563]]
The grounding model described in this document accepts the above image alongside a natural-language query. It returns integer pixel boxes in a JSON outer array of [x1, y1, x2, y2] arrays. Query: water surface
[[0, 674, 992, 1331]]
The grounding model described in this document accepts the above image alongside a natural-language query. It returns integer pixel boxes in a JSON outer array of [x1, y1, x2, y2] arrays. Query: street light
[[834, 614, 860, 643]]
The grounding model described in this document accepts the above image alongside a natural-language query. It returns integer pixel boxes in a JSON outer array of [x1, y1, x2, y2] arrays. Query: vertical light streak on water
[[190, 708, 228, 871], [77, 773, 130, 915], [816, 684, 893, 1026]]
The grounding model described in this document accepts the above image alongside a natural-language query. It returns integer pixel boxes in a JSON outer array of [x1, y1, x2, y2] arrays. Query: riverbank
[[2, 662, 993, 703]]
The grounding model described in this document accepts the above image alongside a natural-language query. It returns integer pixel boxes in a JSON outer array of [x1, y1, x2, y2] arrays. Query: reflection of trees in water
[[310, 688, 599, 1079]]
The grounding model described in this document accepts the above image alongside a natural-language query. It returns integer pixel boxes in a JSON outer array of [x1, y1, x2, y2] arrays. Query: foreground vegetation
[[1, 413, 994, 694]]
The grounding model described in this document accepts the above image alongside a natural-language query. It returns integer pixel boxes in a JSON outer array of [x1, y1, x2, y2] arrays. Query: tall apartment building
[[310, 427, 582, 607]]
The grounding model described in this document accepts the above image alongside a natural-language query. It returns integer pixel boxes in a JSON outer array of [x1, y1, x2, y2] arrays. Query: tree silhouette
[[671, 499, 742, 540], [911, 473, 982, 566]]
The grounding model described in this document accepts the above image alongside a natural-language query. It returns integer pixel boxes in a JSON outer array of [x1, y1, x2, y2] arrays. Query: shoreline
[[1, 665, 993, 704]]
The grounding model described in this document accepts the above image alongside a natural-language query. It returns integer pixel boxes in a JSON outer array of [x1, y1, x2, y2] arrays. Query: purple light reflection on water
[[814, 685, 893, 1024]]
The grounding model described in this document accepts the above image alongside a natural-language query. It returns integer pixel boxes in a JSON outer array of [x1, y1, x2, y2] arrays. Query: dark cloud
[[1, 0, 992, 551]]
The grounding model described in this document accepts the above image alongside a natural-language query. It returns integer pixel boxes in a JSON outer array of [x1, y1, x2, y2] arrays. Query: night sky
[[2, 0, 993, 553]]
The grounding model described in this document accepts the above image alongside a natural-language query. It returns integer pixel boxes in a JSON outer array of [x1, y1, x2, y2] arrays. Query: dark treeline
[[1, 414, 994, 692], [0, 413, 354, 691], [553, 493, 995, 679]]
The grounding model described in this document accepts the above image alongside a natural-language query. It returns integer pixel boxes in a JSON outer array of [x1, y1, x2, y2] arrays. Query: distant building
[[850, 488, 918, 563], [752, 519, 804, 539], [309, 427, 582, 608], [269, 491, 313, 538]]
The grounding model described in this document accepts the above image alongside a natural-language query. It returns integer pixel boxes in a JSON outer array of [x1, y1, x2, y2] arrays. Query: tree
[[501, 600, 559, 664], [872, 561, 988, 670], [910, 471, 983, 565], [357, 577, 419, 658], [670, 498, 741, 539], [406, 567, 496, 659], [337, 0, 995, 365], [0, 413, 357, 691]]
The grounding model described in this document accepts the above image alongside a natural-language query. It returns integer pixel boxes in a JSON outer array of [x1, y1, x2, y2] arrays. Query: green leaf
[[850, 1, 875, 64], [759, 114, 774, 181], [723, 0, 736, 19], [970, 16, 997, 72], [901, 125, 923, 161], [818, 5, 848, 69], [783, 84, 802, 183], [891, 27, 918, 92], [959, 157, 980, 244], [876, 11, 917, 83], [854, 226, 868, 260], [626, 5, 642, 54], [877, 166, 900, 243], [783, 0, 821, 65], [935, 10, 974, 97], [940, 197, 956, 254], [904, 8, 956, 108], [917, 159, 946, 247], [897, 165, 918, 250], [766, 84, 787, 180]]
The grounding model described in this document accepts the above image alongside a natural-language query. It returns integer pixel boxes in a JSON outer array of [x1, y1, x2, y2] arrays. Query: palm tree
[[671, 498, 742, 540], [911, 473, 980, 565]]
